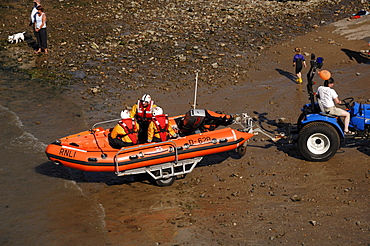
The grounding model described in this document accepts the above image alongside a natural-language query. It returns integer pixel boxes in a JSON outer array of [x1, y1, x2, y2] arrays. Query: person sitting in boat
[[147, 107, 177, 142], [108, 110, 140, 149], [130, 94, 157, 143]]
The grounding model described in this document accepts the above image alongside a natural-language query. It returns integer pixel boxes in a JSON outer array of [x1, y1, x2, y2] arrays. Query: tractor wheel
[[298, 122, 340, 162]]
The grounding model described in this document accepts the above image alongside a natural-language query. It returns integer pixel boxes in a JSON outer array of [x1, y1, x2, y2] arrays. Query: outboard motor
[[182, 109, 206, 133], [177, 109, 234, 134]]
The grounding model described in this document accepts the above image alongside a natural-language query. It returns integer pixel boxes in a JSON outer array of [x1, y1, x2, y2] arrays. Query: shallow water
[[0, 69, 108, 245]]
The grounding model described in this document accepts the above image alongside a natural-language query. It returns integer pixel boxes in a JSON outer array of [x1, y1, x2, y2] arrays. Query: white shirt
[[35, 13, 46, 29], [31, 6, 38, 23], [317, 86, 338, 108]]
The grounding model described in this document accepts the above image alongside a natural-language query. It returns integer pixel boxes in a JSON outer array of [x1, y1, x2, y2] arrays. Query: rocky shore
[[1, 0, 366, 118]]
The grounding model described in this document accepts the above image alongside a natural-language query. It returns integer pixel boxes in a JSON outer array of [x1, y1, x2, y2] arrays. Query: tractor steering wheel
[[339, 97, 354, 109]]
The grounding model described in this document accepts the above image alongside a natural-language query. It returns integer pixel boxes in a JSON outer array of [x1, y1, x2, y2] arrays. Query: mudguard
[[349, 102, 370, 131], [301, 113, 344, 137]]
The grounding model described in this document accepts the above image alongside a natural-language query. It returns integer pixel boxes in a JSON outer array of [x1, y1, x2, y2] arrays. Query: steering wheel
[[339, 97, 354, 109]]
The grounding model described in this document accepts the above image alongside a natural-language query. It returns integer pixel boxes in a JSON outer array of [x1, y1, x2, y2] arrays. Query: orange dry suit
[[109, 118, 140, 149], [130, 100, 157, 122], [147, 114, 177, 142], [130, 100, 157, 143]]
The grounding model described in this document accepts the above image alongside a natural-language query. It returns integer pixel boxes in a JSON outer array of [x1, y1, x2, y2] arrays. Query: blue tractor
[[294, 54, 370, 161]]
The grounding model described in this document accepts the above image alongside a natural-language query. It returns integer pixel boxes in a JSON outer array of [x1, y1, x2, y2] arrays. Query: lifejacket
[[152, 114, 169, 142], [117, 118, 138, 144], [136, 100, 154, 121]]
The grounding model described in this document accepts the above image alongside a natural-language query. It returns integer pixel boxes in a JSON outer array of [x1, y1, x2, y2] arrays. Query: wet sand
[[90, 16, 370, 245], [1, 0, 369, 245]]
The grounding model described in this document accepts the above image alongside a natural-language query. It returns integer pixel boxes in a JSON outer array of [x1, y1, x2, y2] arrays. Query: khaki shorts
[[325, 106, 346, 116]]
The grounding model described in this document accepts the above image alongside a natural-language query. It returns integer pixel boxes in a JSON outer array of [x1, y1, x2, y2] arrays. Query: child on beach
[[292, 47, 307, 84]]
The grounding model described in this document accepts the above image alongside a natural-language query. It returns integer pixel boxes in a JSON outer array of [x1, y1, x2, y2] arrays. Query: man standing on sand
[[30, 0, 41, 26]]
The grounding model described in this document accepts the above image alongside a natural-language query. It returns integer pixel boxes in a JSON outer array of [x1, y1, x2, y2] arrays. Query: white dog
[[8, 32, 25, 44]]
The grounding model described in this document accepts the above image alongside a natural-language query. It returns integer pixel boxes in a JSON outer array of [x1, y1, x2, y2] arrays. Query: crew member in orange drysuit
[[147, 107, 177, 142], [130, 94, 157, 143], [109, 110, 140, 149]]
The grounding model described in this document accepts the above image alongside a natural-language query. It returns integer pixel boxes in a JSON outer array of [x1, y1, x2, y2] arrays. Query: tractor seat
[[316, 96, 337, 118]]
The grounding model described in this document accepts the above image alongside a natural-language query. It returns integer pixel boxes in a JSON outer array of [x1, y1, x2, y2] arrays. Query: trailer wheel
[[298, 122, 340, 162], [155, 176, 176, 187], [236, 143, 247, 157]]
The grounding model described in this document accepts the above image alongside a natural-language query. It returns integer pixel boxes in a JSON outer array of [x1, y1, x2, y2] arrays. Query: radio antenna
[[193, 71, 198, 109]]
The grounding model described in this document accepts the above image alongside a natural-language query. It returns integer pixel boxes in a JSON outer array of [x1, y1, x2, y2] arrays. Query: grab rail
[[91, 114, 183, 130], [114, 140, 179, 174], [91, 118, 120, 130]]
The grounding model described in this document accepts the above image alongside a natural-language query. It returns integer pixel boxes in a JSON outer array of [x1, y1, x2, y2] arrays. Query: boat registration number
[[188, 136, 211, 145]]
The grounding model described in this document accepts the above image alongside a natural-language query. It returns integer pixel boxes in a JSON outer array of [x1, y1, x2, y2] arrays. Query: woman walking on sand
[[292, 47, 306, 84], [34, 6, 48, 54]]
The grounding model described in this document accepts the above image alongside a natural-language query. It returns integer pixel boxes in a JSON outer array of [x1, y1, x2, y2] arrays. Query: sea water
[[0, 70, 108, 245]]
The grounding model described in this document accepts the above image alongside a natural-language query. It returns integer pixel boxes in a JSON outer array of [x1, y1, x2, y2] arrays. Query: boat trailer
[[100, 113, 284, 186]]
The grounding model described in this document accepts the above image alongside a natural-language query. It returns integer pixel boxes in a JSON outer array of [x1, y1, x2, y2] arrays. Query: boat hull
[[45, 127, 253, 173]]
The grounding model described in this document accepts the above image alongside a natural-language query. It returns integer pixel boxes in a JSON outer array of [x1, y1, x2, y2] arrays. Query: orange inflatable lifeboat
[[45, 109, 254, 186]]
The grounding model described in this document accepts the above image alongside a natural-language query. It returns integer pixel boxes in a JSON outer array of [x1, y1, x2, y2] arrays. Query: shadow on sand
[[341, 48, 370, 64], [343, 138, 370, 157], [35, 161, 140, 186], [250, 110, 307, 160], [35, 150, 244, 186], [275, 68, 297, 84]]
